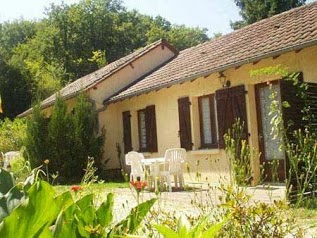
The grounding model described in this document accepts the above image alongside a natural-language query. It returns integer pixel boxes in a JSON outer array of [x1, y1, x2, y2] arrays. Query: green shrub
[[0, 118, 26, 152], [224, 118, 256, 186], [25, 93, 104, 183], [25, 103, 50, 168]]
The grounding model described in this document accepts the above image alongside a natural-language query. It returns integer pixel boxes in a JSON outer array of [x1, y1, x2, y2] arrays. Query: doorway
[[255, 82, 286, 182]]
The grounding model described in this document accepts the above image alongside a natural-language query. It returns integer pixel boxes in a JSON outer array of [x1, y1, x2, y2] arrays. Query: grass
[[54, 182, 129, 195]]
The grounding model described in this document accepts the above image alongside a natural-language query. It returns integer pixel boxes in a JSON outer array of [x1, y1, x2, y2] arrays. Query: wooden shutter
[[122, 111, 132, 153], [216, 85, 248, 149], [178, 97, 193, 150], [145, 105, 158, 152], [281, 73, 317, 134], [307, 82, 317, 134], [280, 73, 305, 134]]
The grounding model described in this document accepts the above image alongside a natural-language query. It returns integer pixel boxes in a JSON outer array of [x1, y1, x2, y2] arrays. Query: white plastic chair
[[160, 148, 186, 192], [3, 151, 20, 170], [125, 151, 146, 182]]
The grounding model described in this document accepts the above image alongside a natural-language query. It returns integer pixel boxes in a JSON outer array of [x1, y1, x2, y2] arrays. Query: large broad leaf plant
[[0, 168, 156, 237]]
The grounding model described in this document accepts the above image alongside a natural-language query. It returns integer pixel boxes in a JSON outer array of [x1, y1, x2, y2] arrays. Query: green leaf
[[177, 215, 190, 238], [201, 220, 225, 238], [0, 169, 15, 195], [0, 181, 70, 238], [154, 224, 179, 238], [52, 203, 78, 238], [0, 186, 25, 222], [96, 193, 114, 227], [112, 198, 157, 235], [75, 194, 95, 225]]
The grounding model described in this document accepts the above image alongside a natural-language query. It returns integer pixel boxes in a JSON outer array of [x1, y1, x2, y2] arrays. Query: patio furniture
[[3, 151, 20, 170], [160, 148, 186, 192], [125, 151, 146, 182], [141, 157, 165, 190]]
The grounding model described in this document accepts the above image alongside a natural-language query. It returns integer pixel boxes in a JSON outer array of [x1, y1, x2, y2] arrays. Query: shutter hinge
[[245, 90, 248, 94], [188, 101, 192, 105]]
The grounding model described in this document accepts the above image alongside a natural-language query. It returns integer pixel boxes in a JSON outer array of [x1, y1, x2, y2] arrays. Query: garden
[[0, 70, 317, 237]]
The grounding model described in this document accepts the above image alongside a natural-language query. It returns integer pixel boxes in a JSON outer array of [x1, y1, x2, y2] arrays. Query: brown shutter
[[178, 97, 193, 150], [145, 105, 158, 152], [281, 72, 317, 136], [216, 85, 248, 149], [122, 111, 132, 153], [280, 73, 305, 134], [307, 82, 317, 134]]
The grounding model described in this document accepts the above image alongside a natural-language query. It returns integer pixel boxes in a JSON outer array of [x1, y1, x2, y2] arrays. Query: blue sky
[[0, 0, 241, 36], [0, 0, 315, 37]]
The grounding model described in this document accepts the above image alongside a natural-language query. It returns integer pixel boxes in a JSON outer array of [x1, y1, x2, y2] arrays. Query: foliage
[[25, 93, 104, 183], [9, 152, 31, 183], [0, 167, 38, 223], [231, 0, 306, 29], [48, 94, 73, 179], [0, 0, 209, 118], [0, 118, 26, 152], [25, 103, 50, 169], [224, 118, 255, 185], [286, 130, 317, 205], [0, 63, 33, 119], [71, 93, 104, 180], [155, 215, 225, 238], [251, 66, 317, 206], [217, 185, 293, 237], [0, 178, 156, 237]]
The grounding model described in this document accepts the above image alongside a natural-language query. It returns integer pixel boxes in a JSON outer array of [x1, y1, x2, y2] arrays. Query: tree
[[0, 63, 33, 119], [0, 0, 209, 119], [25, 103, 50, 168], [231, 0, 306, 30], [71, 93, 104, 178], [25, 93, 104, 183]]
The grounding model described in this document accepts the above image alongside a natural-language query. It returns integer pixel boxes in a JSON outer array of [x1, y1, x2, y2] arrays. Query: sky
[[0, 0, 315, 37], [0, 0, 242, 37]]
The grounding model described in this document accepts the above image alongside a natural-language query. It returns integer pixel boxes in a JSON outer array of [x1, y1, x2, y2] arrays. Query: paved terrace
[[101, 183, 286, 222]]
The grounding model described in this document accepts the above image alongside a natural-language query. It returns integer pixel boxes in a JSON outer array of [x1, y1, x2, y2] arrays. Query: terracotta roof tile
[[109, 2, 317, 102]]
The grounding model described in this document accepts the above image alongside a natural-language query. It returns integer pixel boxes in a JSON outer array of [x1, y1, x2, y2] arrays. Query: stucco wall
[[99, 45, 317, 185], [88, 45, 176, 110]]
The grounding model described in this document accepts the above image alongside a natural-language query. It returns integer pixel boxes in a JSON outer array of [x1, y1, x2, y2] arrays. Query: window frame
[[137, 109, 147, 152], [137, 105, 158, 152], [198, 94, 218, 149]]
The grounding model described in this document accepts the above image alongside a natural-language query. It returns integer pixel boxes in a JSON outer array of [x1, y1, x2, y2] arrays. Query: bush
[[25, 93, 104, 183], [0, 118, 26, 152]]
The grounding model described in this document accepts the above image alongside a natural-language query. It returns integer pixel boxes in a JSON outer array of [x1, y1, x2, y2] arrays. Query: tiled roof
[[18, 39, 176, 117], [109, 2, 317, 103]]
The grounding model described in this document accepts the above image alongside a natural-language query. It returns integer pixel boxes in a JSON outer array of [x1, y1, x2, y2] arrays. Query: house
[[19, 2, 317, 185]]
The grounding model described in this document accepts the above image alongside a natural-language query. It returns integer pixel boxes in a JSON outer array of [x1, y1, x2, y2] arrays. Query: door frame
[[255, 81, 286, 182]]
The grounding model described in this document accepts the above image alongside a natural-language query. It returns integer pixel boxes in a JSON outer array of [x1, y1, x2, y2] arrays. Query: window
[[137, 105, 158, 152], [196, 85, 248, 150], [198, 94, 218, 148]]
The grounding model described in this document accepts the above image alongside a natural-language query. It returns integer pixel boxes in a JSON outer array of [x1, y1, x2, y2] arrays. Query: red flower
[[130, 180, 147, 191], [70, 185, 82, 192]]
